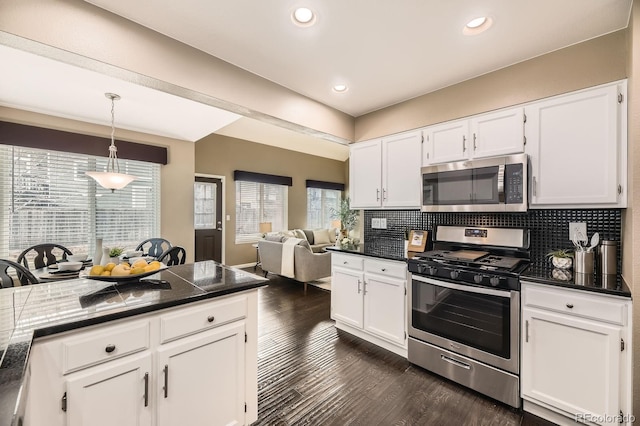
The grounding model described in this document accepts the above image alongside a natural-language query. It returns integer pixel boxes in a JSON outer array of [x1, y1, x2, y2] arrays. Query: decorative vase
[[93, 238, 103, 266], [108, 257, 120, 265], [551, 256, 572, 269], [101, 247, 111, 266]]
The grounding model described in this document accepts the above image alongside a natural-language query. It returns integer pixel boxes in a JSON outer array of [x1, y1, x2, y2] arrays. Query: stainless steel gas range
[[407, 225, 530, 408]]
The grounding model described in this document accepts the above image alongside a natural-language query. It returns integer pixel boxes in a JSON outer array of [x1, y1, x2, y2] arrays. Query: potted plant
[[546, 248, 573, 269], [108, 247, 124, 264], [330, 197, 359, 248]]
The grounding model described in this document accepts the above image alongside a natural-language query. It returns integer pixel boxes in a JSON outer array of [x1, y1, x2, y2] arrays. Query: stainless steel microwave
[[421, 153, 528, 212]]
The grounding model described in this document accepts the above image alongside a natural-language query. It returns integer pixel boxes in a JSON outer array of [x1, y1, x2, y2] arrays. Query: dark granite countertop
[[521, 263, 631, 298], [0, 261, 267, 426], [325, 245, 408, 262]]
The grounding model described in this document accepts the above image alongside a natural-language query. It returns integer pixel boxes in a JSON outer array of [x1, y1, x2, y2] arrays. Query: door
[[194, 177, 222, 262], [521, 308, 621, 421], [156, 322, 246, 426], [363, 273, 406, 345], [349, 140, 382, 209], [382, 131, 422, 208], [65, 353, 152, 426], [331, 267, 364, 328]]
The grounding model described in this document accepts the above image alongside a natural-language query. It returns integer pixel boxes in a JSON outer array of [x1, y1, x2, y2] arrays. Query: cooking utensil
[[587, 232, 600, 252], [572, 234, 582, 252]]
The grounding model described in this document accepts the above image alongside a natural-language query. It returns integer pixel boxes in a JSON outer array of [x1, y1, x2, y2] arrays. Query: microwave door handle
[[497, 164, 505, 203]]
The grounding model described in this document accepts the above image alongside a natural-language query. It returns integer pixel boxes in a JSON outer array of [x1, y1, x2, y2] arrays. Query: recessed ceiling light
[[332, 84, 348, 93], [463, 16, 493, 35], [292, 7, 316, 26]]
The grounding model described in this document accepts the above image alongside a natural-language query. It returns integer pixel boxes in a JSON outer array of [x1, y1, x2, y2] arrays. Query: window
[[0, 145, 160, 260], [235, 181, 288, 243], [307, 187, 341, 229], [194, 181, 216, 229]]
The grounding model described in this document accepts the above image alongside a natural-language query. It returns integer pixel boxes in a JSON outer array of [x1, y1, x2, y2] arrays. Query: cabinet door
[[470, 107, 524, 158], [363, 273, 406, 346], [526, 83, 623, 207], [424, 120, 469, 164], [331, 267, 364, 328], [382, 131, 422, 208], [521, 308, 621, 421], [156, 322, 246, 426], [349, 140, 382, 209], [66, 353, 152, 426]]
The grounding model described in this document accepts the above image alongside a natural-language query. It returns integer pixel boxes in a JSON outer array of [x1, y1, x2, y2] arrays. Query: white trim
[[195, 173, 226, 265]]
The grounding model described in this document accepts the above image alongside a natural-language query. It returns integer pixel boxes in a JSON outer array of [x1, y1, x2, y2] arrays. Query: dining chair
[[135, 238, 172, 258], [158, 246, 186, 266], [16, 243, 73, 270], [0, 259, 39, 288]]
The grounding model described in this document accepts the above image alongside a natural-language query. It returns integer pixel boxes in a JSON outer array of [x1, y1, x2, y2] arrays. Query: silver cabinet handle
[[525, 320, 529, 343], [462, 135, 466, 152], [473, 133, 477, 150], [363, 281, 367, 295], [143, 372, 149, 407], [357, 279, 361, 294], [533, 176, 537, 197], [163, 364, 169, 398], [382, 188, 387, 201], [376, 188, 380, 201]]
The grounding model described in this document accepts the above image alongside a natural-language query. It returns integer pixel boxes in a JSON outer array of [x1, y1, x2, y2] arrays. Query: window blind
[[307, 188, 341, 229], [0, 145, 160, 261], [235, 180, 288, 243]]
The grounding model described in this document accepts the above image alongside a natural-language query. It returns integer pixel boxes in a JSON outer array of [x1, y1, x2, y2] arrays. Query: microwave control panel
[[504, 164, 523, 204]]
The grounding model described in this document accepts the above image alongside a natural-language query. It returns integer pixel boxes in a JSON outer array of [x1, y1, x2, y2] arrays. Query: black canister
[[599, 240, 617, 275]]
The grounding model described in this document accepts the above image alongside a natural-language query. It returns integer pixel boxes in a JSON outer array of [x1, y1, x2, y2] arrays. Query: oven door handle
[[412, 274, 513, 298]]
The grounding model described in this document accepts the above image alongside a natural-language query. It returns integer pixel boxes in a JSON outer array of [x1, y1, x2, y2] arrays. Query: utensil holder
[[574, 251, 594, 275]]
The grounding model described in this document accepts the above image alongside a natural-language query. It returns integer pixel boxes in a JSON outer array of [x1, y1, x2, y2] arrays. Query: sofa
[[258, 233, 332, 291], [270, 228, 337, 252]]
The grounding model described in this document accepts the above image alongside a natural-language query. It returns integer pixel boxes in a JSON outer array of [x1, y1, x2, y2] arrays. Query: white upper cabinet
[[423, 119, 469, 164], [526, 80, 627, 208], [470, 107, 525, 159], [350, 130, 422, 209], [423, 107, 525, 165]]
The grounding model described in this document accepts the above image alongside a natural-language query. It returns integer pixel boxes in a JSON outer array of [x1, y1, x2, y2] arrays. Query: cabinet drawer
[[523, 284, 627, 325], [160, 297, 246, 343], [332, 254, 364, 271], [62, 320, 150, 374], [364, 259, 407, 280]]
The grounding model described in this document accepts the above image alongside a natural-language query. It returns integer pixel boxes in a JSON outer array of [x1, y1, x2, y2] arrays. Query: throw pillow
[[293, 229, 307, 241], [281, 230, 296, 238], [313, 229, 331, 245], [302, 229, 315, 244], [265, 234, 284, 243]]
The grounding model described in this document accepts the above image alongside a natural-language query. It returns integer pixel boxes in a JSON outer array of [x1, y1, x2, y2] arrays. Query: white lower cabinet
[[24, 291, 258, 426], [331, 253, 407, 357], [521, 282, 632, 425]]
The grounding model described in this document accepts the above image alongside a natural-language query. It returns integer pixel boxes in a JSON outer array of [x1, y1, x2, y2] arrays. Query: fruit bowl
[[85, 263, 168, 282]]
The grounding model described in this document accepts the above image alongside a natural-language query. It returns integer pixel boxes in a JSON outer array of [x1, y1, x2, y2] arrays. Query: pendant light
[[86, 93, 136, 192]]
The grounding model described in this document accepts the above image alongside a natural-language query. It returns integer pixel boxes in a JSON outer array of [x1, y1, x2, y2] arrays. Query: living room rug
[[307, 277, 331, 291]]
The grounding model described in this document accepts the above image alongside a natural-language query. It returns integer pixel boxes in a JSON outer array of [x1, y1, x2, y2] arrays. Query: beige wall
[[626, 0, 640, 417], [0, 106, 196, 262], [194, 134, 346, 266], [0, 0, 354, 144], [355, 30, 628, 141]]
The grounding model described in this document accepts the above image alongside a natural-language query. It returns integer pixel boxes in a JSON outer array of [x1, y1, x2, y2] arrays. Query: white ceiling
[[84, 0, 632, 116], [0, 1, 632, 162]]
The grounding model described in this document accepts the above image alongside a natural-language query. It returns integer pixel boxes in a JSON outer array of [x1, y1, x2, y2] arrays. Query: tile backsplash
[[363, 209, 622, 272]]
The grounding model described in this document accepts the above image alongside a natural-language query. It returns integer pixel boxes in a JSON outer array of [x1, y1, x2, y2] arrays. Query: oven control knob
[[450, 270, 459, 280], [489, 276, 502, 287], [473, 274, 484, 284], [428, 267, 437, 276]]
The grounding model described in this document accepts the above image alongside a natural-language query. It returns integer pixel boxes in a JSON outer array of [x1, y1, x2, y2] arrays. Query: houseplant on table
[[330, 197, 359, 249]]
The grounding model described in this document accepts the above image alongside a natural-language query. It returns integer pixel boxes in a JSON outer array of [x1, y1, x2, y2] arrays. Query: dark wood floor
[[249, 269, 556, 426]]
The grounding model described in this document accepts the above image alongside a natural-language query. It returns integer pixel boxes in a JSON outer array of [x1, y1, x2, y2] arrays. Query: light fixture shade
[[86, 171, 136, 190], [259, 222, 273, 234], [331, 219, 342, 229]]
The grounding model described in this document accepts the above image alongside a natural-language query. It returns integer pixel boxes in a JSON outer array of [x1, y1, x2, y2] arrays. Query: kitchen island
[[0, 261, 267, 426]]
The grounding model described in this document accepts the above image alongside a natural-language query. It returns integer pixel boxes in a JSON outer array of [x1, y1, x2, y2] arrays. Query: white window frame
[[306, 187, 342, 229], [235, 181, 288, 244]]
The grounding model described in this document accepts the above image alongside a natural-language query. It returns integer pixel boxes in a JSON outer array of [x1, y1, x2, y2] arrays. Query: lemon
[[105, 262, 116, 272], [144, 263, 160, 272], [89, 265, 104, 276], [132, 259, 147, 269], [111, 264, 131, 277], [130, 267, 145, 275], [100, 271, 111, 276]]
